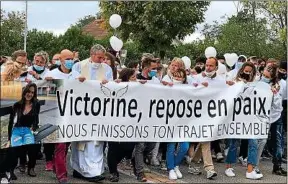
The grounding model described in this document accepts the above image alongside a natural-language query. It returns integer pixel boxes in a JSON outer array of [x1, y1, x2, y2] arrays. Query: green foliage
[[75, 15, 96, 29], [100, 1, 210, 58], [1, 10, 25, 56]]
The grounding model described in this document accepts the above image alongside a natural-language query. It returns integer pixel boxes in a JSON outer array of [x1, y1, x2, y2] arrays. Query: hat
[[280, 61, 287, 70]]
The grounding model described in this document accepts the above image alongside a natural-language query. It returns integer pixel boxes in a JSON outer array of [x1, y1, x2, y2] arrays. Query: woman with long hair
[[8, 83, 40, 177], [256, 64, 287, 176], [225, 62, 263, 180]]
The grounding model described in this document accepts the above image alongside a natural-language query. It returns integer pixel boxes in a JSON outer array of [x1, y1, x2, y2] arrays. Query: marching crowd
[[0, 44, 287, 183]]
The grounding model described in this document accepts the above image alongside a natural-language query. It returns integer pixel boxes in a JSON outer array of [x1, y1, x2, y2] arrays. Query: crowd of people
[[0, 44, 287, 184]]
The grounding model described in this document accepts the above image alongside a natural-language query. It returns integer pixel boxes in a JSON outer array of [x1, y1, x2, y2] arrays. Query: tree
[[0, 10, 25, 56], [243, 1, 287, 54], [26, 29, 59, 59], [99, 1, 210, 58]]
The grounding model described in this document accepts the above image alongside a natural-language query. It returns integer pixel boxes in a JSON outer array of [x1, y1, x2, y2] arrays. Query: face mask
[[205, 70, 216, 78], [236, 62, 243, 69], [172, 79, 183, 84], [258, 66, 265, 72], [33, 64, 44, 72], [261, 76, 271, 83], [240, 73, 250, 81], [148, 70, 157, 78], [55, 60, 61, 66], [64, 59, 74, 70], [91, 62, 101, 69], [278, 72, 287, 80]]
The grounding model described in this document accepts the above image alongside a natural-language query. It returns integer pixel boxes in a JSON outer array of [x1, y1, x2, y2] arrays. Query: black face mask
[[278, 72, 287, 80], [258, 66, 265, 73], [194, 66, 202, 74], [240, 73, 250, 81]]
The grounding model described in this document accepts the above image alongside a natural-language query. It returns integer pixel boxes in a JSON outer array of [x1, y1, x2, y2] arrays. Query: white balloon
[[231, 53, 238, 64], [109, 14, 122, 29], [109, 36, 123, 51], [181, 56, 191, 69], [205, 47, 217, 58], [224, 53, 237, 67]]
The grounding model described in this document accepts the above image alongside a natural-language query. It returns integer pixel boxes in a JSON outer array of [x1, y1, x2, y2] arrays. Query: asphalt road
[[12, 155, 287, 183]]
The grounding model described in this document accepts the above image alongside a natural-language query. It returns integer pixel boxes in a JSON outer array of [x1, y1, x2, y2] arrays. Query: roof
[[82, 19, 109, 40]]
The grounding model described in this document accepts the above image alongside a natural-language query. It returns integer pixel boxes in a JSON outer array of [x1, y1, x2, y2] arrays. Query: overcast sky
[[2, 1, 238, 43]]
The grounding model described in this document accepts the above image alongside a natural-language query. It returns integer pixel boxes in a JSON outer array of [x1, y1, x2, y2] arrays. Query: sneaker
[[254, 167, 262, 174], [136, 172, 147, 182], [169, 170, 177, 180], [243, 158, 248, 167], [246, 169, 263, 180], [273, 167, 287, 176], [197, 158, 202, 164], [160, 160, 167, 171], [225, 168, 235, 177], [188, 165, 202, 175], [45, 161, 53, 171], [282, 157, 287, 164], [238, 156, 247, 167], [216, 153, 224, 162], [1, 177, 9, 184], [185, 156, 192, 164], [224, 149, 229, 157], [207, 170, 217, 179], [109, 173, 119, 182], [150, 158, 160, 166], [174, 166, 182, 179]]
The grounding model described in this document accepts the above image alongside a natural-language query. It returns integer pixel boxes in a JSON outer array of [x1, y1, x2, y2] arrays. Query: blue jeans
[[225, 139, 258, 165], [166, 142, 189, 170], [270, 117, 283, 167], [11, 127, 35, 147]]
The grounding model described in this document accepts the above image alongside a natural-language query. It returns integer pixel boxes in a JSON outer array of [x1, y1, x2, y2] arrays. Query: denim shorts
[[11, 127, 35, 147]]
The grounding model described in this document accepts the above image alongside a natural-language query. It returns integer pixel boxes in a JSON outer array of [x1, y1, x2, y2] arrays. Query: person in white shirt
[[226, 55, 247, 81], [70, 44, 112, 182], [44, 49, 79, 184], [188, 57, 222, 179], [26, 51, 50, 82], [162, 57, 185, 85], [224, 62, 263, 180], [256, 64, 287, 176], [278, 61, 287, 163]]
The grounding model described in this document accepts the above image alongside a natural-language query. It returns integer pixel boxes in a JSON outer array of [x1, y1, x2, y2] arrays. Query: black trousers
[[239, 139, 248, 158], [211, 140, 222, 154], [159, 143, 167, 160], [43, 143, 54, 162], [107, 142, 136, 174], [13, 144, 38, 169], [0, 147, 15, 176]]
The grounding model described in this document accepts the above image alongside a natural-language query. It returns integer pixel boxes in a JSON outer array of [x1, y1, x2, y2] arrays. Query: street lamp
[[24, 0, 28, 51]]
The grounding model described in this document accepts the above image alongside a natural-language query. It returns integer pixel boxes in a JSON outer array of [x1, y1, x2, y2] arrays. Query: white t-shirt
[[26, 66, 49, 81], [196, 72, 227, 87], [280, 79, 287, 100], [226, 69, 238, 81], [44, 68, 79, 80]]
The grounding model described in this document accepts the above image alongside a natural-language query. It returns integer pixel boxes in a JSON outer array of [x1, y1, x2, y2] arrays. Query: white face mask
[[172, 79, 183, 84], [91, 62, 101, 69], [205, 70, 216, 78]]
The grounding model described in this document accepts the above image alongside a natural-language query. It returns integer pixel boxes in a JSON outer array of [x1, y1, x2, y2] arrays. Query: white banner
[[53, 80, 273, 143]]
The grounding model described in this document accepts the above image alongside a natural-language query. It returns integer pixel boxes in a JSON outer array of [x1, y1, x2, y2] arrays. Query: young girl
[[165, 69, 189, 180], [107, 68, 138, 182], [225, 62, 263, 180], [256, 64, 287, 176], [8, 83, 40, 177]]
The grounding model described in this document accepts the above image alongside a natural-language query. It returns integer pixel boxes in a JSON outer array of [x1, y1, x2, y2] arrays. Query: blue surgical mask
[[236, 62, 243, 69], [55, 60, 61, 66], [148, 70, 157, 78], [33, 64, 44, 71], [261, 76, 271, 83], [64, 60, 74, 70]]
